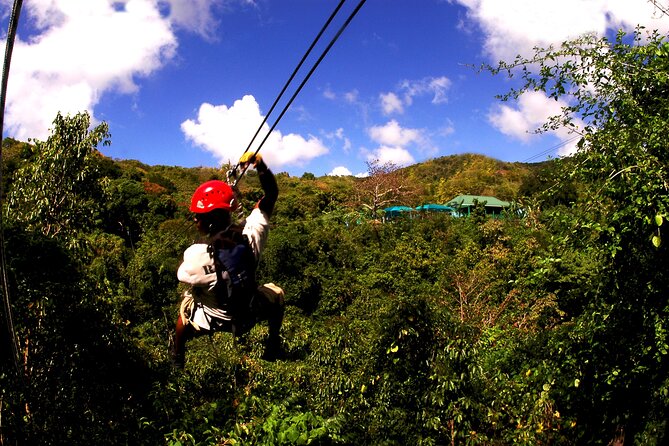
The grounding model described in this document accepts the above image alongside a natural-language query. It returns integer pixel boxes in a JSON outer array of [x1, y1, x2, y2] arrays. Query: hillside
[[101, 152, 546, 217], [405, 153, 543, 202]]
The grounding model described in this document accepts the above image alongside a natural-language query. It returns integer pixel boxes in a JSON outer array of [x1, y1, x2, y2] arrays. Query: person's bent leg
[[172, 315, 193, 368], [256, 284, 285, 360], [267, 302, 284, 344]]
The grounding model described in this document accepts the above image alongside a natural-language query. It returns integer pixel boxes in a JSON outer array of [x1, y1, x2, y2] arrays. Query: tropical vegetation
[[0, 27, 668, 445]]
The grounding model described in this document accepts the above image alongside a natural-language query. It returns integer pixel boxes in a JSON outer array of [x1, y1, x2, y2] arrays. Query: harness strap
[[179, 293, 200, 330]]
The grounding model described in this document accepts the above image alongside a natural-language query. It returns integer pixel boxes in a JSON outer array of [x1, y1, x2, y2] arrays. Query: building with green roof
[[446, 195, 510, 217]]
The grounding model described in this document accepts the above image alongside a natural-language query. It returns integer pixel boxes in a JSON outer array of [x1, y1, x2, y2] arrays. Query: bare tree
[[355, 160, 414, 219]]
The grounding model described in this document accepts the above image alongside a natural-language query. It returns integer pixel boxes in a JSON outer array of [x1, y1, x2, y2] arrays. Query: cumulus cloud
[[364, 120, 426, 166], [3, 0, 180, 140], [368, 119, 425, 147], [487, 90, 582, 155], [0, 0, 243, 141], [181, 95, 329, 168], [452, 0, 668, 63], [344, 89, 359, 104], [325, 128, 352, 152], [488, 91, 564, 140], [399, 76, 452, 105], [380, 92, 404, 115], [452, 0, 665, 156], [380, 76, 452, 116], [163, 0, 230, 40], [329, 166, 353, 176], [366, 145, 415, 166]]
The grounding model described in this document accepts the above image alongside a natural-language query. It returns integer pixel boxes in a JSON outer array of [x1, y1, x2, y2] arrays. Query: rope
[[0, 0, 24, 376], [233, 0, 368, 186]]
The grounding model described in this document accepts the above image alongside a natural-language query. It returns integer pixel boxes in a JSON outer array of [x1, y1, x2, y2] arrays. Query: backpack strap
[[207, 225, 257, 317]]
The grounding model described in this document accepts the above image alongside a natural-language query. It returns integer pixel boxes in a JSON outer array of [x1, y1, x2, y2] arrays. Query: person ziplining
[[171, 152, 284, 368], [169, 0, 367, 368]]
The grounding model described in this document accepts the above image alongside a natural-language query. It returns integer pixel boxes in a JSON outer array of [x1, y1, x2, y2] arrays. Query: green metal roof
[[446, 195, 510, 208]]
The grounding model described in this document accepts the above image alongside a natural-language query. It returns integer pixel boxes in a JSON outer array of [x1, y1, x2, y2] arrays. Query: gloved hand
[[239, 152, 262, 167]]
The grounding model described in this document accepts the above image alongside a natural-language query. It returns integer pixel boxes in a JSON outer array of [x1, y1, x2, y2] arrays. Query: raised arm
[[239, 153, 278, 218]]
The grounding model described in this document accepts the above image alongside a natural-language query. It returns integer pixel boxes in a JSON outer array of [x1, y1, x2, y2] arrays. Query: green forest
[[1, 28, 668, 446]]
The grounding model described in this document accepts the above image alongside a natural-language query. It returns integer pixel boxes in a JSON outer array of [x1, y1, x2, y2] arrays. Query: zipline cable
[[239, 0, 347, 161], [233, 0, 367, 186], [0, 0, 24, 377], [522, 135, 580, 163]]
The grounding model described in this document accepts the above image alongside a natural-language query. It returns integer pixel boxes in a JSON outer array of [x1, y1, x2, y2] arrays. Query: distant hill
[[96, 152, 546, 225], [2, 136, 551, 217], [403, 153, 545, 203]]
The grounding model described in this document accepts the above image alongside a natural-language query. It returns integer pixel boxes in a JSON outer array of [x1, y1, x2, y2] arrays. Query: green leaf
[[652, 235, 662, 248], [655, 214, 664, 227]]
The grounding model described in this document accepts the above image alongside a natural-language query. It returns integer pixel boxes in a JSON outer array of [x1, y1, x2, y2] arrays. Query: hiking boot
[[262, 336, 284, 361], [169, 342, 185, 369]]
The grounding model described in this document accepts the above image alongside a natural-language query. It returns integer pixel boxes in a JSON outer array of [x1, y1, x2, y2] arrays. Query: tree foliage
[[488, 26, 669, 443], [2, 26, 669, 445], [7, 112, 110, 249]]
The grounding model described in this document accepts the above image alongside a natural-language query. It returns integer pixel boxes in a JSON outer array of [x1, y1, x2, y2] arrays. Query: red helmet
[[189, 180, 236, 213]]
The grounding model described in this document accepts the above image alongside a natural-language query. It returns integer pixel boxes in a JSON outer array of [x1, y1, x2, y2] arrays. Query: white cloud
[[344, 89, 359, 103], [291, 105, 312, 122], [380, 92, 404, 115], [367, 119, 425, 146], [181, 95, 329, 168], [3, 0, 179, 140], [323, 87, 337, 100], [454, 0, 663, 157], [488, 90, 583, 155], [439, 118, 456, 137], [487, 90, 565, 142], [364, 119, 436, 165], [368, 119, 424, 147], [271, 132, 329, 167], [555, 135, 580, 157], [163, 0, 228, 40], [0, 0, 240, 141], [329, 166, 352, 176], [379, 76, 451, 116], [453, 0, 668, 62], [325, 127, 352, 152], [323, 87, 360, 105], [366, 145, 415, 166], [400, 76, 452, 105]]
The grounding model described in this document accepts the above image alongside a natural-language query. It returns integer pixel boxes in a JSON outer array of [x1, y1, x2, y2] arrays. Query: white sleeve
[[177, 243, 217, 289], [243, 207, 270, 261]]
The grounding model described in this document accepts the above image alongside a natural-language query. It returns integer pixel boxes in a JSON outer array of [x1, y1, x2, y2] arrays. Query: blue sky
[[1, 0, 667, 177]]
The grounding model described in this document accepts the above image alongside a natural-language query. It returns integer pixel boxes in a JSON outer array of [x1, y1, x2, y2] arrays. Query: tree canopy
[[1, 26, 669, 445]]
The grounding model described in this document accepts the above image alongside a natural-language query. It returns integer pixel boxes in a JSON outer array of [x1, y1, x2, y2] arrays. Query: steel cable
[[240, 0, 347, 161], [233, 0, 367, 186], [0, 0, 24, 376]]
